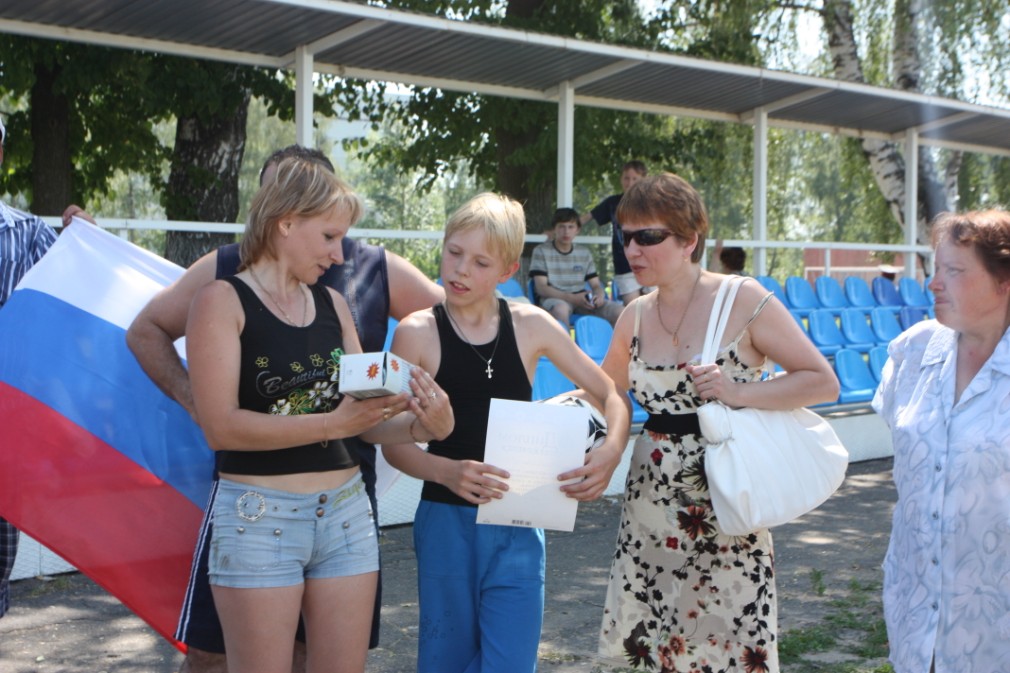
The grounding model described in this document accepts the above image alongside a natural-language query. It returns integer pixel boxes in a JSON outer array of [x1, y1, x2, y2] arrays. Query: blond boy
[[384, 193, 630, 673]]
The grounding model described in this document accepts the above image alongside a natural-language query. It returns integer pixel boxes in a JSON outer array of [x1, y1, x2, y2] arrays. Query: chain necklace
[[656, 269, 701, 348], [444, 302, 501, 379], [248, 266, 308, 327]]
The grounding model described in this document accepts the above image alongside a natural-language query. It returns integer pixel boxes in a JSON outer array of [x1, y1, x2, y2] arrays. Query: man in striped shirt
[[0, 115, 59, 619]]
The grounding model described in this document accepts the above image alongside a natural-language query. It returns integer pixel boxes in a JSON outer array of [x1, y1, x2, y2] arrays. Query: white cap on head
[[877, 264, 901, 274]]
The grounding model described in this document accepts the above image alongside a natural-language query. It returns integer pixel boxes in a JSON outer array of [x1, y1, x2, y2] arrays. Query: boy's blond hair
[[445, 193, 525, 267]]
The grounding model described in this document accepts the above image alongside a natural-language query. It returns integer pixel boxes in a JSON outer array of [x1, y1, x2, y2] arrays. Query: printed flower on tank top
[[261, 347, 344, 416]]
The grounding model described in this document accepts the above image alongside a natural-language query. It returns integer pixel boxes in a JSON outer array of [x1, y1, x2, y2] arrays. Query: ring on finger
[[382, 406, 390, 420], [428, 391, 437, 400]]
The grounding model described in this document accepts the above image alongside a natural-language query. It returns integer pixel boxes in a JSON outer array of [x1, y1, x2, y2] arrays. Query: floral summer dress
[[599, 295, 777, 673]]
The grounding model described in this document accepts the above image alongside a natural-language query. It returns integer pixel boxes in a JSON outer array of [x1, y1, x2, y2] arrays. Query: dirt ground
[[0, 458, 896, 673]]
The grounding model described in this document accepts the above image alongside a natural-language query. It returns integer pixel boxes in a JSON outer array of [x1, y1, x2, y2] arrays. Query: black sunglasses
[[621, 228, 675, 248]]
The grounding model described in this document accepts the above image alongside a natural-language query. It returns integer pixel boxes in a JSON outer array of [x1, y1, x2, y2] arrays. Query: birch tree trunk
[[822, 0, 952, 248]]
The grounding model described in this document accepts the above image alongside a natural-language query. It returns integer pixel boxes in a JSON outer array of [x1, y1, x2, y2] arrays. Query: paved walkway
[[0, 458, 896, 673]]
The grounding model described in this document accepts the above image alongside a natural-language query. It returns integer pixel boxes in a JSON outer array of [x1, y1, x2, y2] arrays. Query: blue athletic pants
[[413, 500, 545, 673]]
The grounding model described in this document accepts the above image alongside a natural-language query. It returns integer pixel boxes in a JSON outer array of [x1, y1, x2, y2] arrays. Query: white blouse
[[873, 320, 1010, 673]]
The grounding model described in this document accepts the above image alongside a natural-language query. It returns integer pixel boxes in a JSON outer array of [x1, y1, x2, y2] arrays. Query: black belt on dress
[[643, 412, 700, 436]]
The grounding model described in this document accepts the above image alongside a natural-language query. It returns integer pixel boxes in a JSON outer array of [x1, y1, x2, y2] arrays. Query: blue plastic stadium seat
[[807, 309, 846, 357], [755, 275, 789, 308], [843, 276, 878, 309], [815, 276, 850, 312], [835, 348, 878, 404], [496, 277, 524, 298], [898, 277, 932, 310], [898, 306, 929, 331], [869, 307, 903, 344], [785, 276, 821, 318], [629, 393, 649, 425], [838, 308, 877, 353], [872, 277, 904, 308], [531, 357, 573, 401], [383, 316, 398, 352], [573, 315, 614, 364], [923, 277, 935, 304], [869, 345, 888, 383], [610, 279, 620, 303]]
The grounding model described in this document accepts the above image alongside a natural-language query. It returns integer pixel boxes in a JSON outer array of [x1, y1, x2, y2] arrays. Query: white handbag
[[698, 277, 849, 536]]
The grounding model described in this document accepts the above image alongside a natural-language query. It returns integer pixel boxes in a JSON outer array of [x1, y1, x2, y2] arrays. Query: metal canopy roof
[[3, 0, 1010, 157]]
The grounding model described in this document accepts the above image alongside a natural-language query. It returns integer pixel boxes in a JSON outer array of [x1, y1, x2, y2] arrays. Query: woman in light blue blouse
[[873, 209, 1010, 673]]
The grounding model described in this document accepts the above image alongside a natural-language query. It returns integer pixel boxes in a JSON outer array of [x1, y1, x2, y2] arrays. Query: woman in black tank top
[[383, 194, 631, 673], [185, 158, 453, 673]]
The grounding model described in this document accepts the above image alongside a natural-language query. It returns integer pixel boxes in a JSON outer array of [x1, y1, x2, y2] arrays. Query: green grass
[[779, 573, 892, 672], [779, 623, 837, 660], [25, 575, 73, 598], [810, 568, 827, 596]]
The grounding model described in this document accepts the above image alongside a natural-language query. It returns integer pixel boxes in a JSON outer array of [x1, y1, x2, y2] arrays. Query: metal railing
[[48, 217, 934, 278]]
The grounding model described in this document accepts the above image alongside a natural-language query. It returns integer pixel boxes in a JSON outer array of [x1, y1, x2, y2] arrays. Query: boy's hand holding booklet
[[477, 398, 593, 532]]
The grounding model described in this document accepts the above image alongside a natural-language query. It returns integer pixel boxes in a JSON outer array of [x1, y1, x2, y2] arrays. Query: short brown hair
[[240, 157, 363, 268], [930, 209, 1010, 285], [616, 172, 708, 263], [622, 160, 647, 176]]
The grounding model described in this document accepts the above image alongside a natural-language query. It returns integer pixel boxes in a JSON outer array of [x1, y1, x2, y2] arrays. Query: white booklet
[[476, 398, 588, 532]]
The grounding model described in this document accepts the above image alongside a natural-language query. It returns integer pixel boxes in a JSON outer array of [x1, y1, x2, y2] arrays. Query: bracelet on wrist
[[409, 418, 427, 444]]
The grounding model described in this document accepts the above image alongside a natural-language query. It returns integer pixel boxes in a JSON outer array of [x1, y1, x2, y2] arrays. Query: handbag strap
[[700, 276, 744, 365]]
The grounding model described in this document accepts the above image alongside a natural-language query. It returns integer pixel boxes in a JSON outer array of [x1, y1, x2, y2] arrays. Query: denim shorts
[[208, 474, 378, 589]]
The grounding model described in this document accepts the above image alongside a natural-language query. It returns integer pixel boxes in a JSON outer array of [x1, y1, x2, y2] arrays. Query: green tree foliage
[[1, 36, 337, 263], [0, 36, 169, 214], [333, 0, 680, 233], [341, 115, 487, 278], [653, 0, 1010, 260]]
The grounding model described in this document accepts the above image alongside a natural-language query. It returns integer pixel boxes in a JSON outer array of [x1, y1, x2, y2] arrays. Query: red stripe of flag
[[0, 381, 203, 648]]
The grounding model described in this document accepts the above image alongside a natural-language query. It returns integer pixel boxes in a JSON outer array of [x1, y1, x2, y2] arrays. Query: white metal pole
[[904, 129, 919, 278], [295, 45, 314, 148], [753, 108, 769, 276], [557, 80, 575, 208]]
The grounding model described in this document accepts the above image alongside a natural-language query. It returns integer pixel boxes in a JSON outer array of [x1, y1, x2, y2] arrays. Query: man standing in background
[[580, 160, 649, 304], [0, 115, 59, 620]]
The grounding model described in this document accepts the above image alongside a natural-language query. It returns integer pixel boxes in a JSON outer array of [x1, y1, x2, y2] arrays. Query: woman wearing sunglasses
[[595, 172, 838, 672]]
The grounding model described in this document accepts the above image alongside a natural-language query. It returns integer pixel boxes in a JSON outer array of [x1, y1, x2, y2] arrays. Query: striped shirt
[[0, 202, 57, 306], [529, 240, 598, 294]]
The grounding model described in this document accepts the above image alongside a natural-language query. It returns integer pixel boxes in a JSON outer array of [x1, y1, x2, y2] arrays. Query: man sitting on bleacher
[[530, 208, 624, 329]]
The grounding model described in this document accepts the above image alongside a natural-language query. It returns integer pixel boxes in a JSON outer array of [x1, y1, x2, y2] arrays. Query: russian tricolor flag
[[0, 220, 214, 648]]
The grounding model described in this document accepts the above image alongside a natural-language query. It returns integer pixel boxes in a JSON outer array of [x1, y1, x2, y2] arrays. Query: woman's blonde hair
[[444, 193, 526, 267], [239, 157, 364, 268], [617, 172, 709, 264]]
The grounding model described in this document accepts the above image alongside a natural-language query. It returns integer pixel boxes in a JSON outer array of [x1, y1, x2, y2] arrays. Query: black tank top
[[217, 239, 391, 494], [216, 239, 390, 351], [216, 276, 357, 476], [421, 299, 532, 507]]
